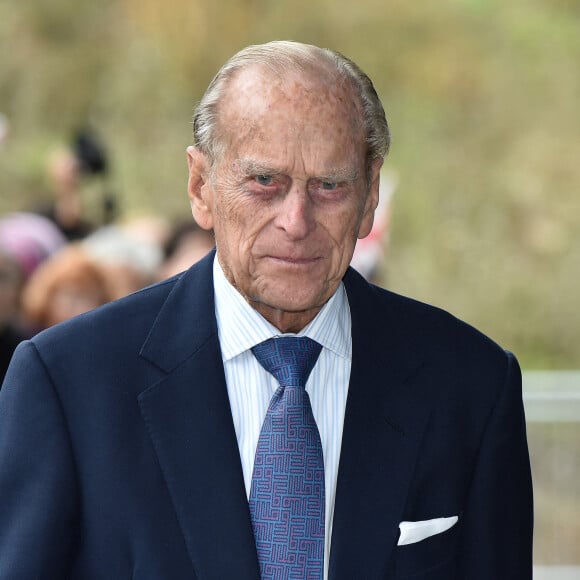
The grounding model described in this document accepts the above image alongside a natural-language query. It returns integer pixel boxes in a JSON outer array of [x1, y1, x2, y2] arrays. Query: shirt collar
[[213, 255, 351, 362]]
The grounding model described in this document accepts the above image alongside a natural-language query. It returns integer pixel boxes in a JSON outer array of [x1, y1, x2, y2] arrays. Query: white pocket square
[[398, 515, 459, 546]]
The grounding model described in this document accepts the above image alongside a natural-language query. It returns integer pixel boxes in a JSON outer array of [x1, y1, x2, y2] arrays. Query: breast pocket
[[394, 523, 459, 579]]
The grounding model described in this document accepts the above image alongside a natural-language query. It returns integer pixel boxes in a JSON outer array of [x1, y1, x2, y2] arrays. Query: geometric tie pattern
[[250, 336, 325, 580]]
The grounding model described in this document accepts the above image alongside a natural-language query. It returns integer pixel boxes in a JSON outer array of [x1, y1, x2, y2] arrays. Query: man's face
[[188, 66, 381, 332]]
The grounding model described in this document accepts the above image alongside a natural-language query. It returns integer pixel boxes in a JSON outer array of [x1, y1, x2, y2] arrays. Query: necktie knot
[[252, 336, 322, 388]]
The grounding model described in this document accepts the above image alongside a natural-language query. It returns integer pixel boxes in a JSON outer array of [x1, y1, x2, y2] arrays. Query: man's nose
[[275, 185, 315, 240]]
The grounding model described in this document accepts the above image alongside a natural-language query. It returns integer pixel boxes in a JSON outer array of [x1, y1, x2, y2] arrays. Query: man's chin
[[247, 286, 334, 329]]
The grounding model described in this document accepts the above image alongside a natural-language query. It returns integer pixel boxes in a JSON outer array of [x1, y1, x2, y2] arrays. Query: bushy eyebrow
[[318, 168, 359, 183], [236, 159, 281, 177], [235, 158, 359, 182]]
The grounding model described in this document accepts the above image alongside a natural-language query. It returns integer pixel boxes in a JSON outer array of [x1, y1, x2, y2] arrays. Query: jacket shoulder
[[345, 268, 511, 371], [31, 275, 180, 354]]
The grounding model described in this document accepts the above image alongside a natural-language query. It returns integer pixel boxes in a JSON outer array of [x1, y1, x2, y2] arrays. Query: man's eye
[[321, 181, 338, 190], [255, 175, 274, 186]]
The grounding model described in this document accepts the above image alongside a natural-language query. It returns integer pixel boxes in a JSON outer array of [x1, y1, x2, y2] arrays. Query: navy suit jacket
[[0, 251, 533, 579]]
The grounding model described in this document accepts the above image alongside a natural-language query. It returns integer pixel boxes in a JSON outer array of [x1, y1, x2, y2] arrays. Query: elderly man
[[0, 41, 532, 579]]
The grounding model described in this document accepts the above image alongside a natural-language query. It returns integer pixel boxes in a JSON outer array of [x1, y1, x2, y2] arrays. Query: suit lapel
[[138, 253, 260, 579], [329, 270, 434, 579]]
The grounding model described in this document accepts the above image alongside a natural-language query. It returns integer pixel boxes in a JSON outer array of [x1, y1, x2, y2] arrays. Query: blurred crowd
[[0, 129, 215, 384]]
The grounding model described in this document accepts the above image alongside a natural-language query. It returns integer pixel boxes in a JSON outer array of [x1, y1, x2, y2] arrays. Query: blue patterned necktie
[[250, 336, 325, 580]]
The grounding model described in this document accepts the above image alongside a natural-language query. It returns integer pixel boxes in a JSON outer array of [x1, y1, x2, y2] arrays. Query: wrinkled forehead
[[216, 64, 366, 151]]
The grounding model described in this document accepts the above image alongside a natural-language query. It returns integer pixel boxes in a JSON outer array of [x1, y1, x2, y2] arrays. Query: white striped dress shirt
[[213, 257, 351, 579]]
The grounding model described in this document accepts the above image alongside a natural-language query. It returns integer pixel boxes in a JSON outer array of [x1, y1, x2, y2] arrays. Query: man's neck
[[247, 299, 324, 334]]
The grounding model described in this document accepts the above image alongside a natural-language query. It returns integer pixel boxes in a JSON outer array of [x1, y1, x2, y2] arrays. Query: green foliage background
[[1, 0, 579, 368]]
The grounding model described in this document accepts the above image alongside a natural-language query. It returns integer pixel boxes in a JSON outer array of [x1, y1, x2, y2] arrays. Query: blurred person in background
[[81, 221, 164, 297], [35, 128, 116, 241], [20, 244, 122, 331], [0, 250, 24, 384], [0, 212, 67, 281], [0, 41, 532, 579], [0, 213, 66, 382], [156, 220, 215, 280]]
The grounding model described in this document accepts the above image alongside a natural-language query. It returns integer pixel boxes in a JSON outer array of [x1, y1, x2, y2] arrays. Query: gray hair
[[192, 41, 390, 170]]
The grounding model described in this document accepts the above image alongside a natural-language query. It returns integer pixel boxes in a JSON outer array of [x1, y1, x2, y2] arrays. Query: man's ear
[[358, 158, 383, 239], [186, 145, 214, 231]]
